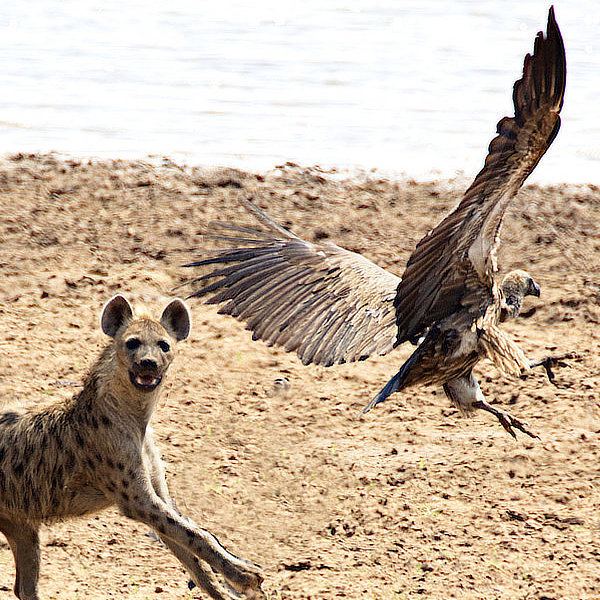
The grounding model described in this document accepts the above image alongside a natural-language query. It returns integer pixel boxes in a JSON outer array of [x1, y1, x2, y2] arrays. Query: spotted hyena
[[0, 295, 264, 600]]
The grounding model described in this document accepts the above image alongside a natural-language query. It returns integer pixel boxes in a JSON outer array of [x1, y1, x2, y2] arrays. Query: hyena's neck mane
[[46, 346, 112, 424]]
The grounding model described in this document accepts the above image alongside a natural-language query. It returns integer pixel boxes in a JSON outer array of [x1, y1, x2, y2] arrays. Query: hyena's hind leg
[[143, 437, 250, 599], [0, 517, 41, 600]]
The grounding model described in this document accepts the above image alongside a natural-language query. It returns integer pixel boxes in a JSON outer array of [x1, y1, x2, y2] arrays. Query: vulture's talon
[[530, 353, 574, 386], [500, 412, 539, 440], [473, 400, 539, 440]]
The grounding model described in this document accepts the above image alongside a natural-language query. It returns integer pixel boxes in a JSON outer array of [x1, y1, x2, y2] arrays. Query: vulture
[[185, 8, 566, 438]]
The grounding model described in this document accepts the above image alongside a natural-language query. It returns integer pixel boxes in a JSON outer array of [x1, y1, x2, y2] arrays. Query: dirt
[[0, 153, 599, 600]]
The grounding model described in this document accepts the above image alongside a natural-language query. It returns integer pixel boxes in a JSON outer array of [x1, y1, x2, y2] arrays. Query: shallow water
[[0, 0, 598, 183]]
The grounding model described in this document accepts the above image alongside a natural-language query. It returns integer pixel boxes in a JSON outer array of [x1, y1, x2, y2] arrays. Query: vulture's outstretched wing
[[394, 7, 566, 344], [185, 201, 400, 366]]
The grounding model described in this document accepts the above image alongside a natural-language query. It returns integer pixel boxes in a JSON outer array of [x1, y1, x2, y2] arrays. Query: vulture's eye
[[158, 340, 170, 353], [126, 338, 141, 351]]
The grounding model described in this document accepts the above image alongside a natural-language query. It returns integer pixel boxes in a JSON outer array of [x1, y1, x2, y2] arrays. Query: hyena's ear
[[160, 299, 191, 342], [101, 295, 134, 338]]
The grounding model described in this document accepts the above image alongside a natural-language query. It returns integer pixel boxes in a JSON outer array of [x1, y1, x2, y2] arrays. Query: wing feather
[[394, 7, 566, 344], [185, 203, 401, 366]]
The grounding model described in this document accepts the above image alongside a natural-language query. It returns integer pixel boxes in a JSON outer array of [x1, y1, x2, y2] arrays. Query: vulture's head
[[500, 270, 540, 321]]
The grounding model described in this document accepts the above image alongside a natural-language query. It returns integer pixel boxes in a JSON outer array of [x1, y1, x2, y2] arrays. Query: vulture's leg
[[528, 353, 574, 386], [444, 373, 538, 439], [472, 399, 539, 440]]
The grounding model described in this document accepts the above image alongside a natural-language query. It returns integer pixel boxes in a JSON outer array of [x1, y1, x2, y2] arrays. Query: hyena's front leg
[[116, 477, 264, 597], [143, 437, 249, 600], [162, 537, 246, 600]]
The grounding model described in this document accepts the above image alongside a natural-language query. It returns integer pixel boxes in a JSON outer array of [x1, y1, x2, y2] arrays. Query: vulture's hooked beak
[[527, 278, 541, 298]]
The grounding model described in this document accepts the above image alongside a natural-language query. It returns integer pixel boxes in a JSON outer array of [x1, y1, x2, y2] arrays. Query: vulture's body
[[185, 8, 566, 437]]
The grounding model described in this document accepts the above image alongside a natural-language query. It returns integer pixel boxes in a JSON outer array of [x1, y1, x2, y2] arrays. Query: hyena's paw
[[223, 557, 265, 595]]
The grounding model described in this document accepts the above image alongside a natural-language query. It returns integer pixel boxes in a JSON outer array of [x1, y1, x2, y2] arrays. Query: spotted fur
[[0, 295, 263, 600]]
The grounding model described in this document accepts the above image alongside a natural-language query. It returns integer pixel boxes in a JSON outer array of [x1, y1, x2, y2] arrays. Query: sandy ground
[[0, 153, 599, 600]]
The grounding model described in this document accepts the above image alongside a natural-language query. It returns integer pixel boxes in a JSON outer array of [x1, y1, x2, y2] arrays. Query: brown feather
[[187, 210, 400, 366], [394, 7, 565, 345]]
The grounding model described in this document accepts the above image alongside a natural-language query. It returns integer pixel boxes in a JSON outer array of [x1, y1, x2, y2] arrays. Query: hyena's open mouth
[[129, 371, 163, 392]]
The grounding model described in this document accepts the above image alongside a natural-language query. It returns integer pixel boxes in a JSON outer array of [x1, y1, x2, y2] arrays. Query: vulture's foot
[[528, 353, 575, 386], [472, 400, 539, 440]]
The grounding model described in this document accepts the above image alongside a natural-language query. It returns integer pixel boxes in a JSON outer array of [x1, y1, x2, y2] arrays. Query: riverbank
[[1, 153, 599, 599]]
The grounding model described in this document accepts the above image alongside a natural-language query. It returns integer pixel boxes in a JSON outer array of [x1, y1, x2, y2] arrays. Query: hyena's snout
[[129, 356, 165, 392]]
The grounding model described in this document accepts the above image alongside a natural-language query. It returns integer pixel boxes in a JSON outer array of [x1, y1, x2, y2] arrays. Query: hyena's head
[[101, 295, 191, 393]]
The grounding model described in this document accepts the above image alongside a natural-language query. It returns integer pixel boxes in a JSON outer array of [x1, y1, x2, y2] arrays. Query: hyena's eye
[[126, 338, 141, 351], [158, 340, 170, 353]]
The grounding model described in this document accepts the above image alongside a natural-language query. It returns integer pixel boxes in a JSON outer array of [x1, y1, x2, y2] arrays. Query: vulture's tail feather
[[359, 347, 420, 416]]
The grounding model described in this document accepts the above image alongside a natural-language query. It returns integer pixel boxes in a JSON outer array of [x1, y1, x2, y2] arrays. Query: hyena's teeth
[[136, 374, 160, 387]]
